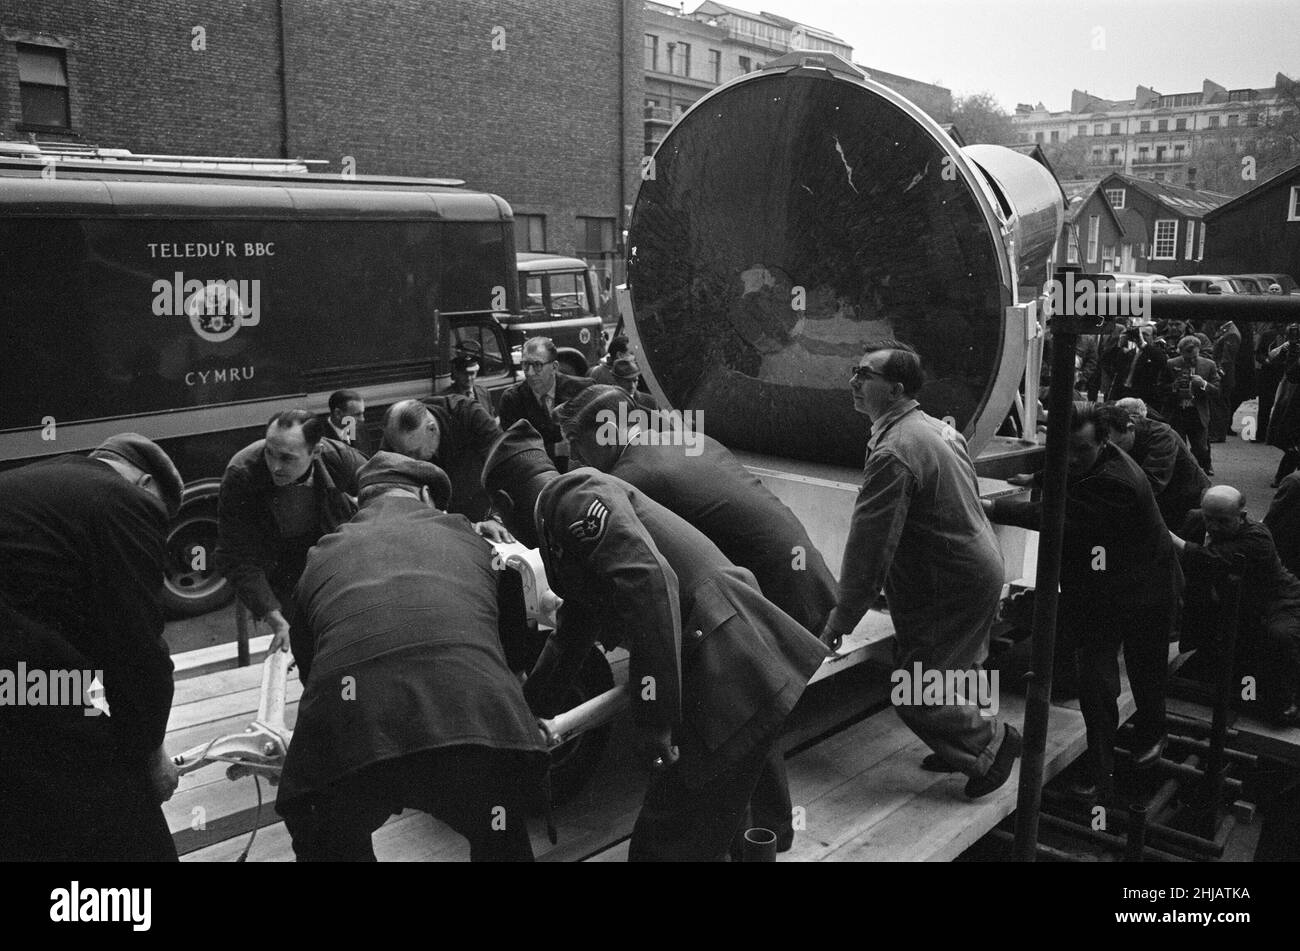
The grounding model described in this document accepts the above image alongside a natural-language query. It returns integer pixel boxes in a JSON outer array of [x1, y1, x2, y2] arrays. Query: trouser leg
[[745, 745, 793, 846], [628, 740, 770, 862], [1260, 614, 1300, 714], [416, 747, 537, 862], [1275, 450, 1300, 484], [891, 583, 1003, 778], [1121, 608, 1171, 749], [1076, 633, 1123, 786], [280, 780, 392, 862]]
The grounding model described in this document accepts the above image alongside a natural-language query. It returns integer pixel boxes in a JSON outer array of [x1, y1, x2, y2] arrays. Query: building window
[[1154, 172, 1165, 182], [644, 34, 658, 71], [1289, 186, 1300, 222], [1138, 146, 1150, 161], [1078, 124, 1088, 136], [1035, 131, 1044, 143], [1109, 148, 1120, 165], [1153, 220, 1178, 260], [1185, 222, 1195, 260], [708, 49, 721, 83], [1110, 122, 1121, 134], [1207, 115, 1220, 128], [1156, 146, 1166, 162], [1087, 214, 1100, 263], [1199, 223, 1206, 259], [1105, 188, 1125, 209], [1176, 117, 1187, 130], [17, 43, 71, 129], [1247, 111, 1260, 126], [738, 55, 751, 72], [1101, 244, 1115, 271], [667, 41, 691, 77], [1050, 130, 1060, 143], [1094, 123, 1104, 135], [514, 214, 546, 252], [1157, 119, 1168, 132], [1140, 120, 1151, 133], [1173, 144, 1185, 160], [1067, 227, 1080, 264], [1227, 114, 1239, 127], [1091, 148, 1103, 162], [577, 216, 617, 282]]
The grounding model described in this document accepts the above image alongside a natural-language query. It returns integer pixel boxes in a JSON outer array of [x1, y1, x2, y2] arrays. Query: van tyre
[[160, 499, 233, 618]]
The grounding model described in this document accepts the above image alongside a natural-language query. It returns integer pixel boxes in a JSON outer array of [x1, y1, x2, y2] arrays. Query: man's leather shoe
[[964, 725, 1022, 799], [921, 753, 961, 772], [1272, 704, 1300, 728], [1066, 779, 1098, 803], [1132, 735, 1167, 769]]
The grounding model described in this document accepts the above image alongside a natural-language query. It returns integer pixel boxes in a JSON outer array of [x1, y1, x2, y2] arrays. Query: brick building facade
[[0, 0, 643, 277]]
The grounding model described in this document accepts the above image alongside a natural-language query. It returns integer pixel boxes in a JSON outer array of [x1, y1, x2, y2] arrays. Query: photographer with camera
[[1267, 324, 1300, 486], [1159, 335, 1221, 475], [1103, 323, 1166, 406]]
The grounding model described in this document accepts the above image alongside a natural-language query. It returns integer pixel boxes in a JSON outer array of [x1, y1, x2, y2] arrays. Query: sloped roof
[[1204, 160, 1300, 221], [1062, 180, 1125, 235], [1100, 172, 1230, 217]]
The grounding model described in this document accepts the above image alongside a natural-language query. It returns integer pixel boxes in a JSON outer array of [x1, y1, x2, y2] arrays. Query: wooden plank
[[171, 661, 294, 707], [167, 678, 303, 733], [173, 634, 273, 676]]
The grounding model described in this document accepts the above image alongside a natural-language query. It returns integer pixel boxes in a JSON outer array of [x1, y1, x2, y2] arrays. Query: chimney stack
[[1186, 166, 1197, 191]]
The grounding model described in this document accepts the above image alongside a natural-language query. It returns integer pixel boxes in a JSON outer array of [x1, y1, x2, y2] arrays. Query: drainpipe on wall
[[277, 0, 290, 159]]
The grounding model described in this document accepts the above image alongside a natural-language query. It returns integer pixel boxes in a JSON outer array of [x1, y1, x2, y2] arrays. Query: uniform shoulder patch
[[568, 498, 609, 544]]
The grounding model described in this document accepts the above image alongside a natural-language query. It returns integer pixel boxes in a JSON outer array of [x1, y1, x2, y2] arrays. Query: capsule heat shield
[[627, 67, 1015, 467]]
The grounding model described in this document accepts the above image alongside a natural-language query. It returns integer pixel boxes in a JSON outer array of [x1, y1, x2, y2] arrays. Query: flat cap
[[452, 353, 480, 373], [481, 420, 556, 494], [357, 451, 452, 509], [611, 356, 641, 381], [95, 433, 183, 519], [555, 384, 634, 440]]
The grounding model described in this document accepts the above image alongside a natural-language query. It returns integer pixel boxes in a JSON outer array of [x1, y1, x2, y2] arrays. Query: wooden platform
[[163, 647, 1122, 862]]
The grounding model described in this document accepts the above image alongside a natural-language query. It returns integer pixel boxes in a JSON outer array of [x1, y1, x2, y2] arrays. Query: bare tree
[[949, 92, 1018, 146]]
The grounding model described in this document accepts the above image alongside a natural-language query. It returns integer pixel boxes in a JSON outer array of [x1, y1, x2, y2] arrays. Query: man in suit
[[496, 336, 592, 471], [1159, 335, 1221, 475], [557, 385, 837, 851], [214, 410, 367, 659], [987, 403, 1182, 801], [483, 421, 829, 861], [0, 434, 183, 861], [1265, 471, 1300, 578], [379, 396, 510, 540], [1173, 485, 1300, 727], [822, 341, 1020, 798], [608, 356, 659, 411], [1097, 402, 1210, 529], [277, 453, 548, 861], [322, 390, 369, 455], [439, 353, 493, 410], [1210, 320, 1242, 443]]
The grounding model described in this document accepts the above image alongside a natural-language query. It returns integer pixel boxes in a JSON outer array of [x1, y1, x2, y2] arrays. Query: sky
[[713, 0, 1300, 112]]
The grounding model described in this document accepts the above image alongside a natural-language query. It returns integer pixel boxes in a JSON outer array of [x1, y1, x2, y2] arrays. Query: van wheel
[[547, 647, 615, 804], [556, 348, 589, 377], [161, 500, 233, 618]]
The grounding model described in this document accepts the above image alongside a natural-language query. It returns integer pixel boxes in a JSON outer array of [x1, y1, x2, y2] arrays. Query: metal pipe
[[1205, 554, 1247, 835], [1125, 803, 1148, 862], [1013, 269, 1083, 861], [1134, 756, 1243, 794], [539, 685, 630, 747], [1041, 788, 1225, 858], [988, 828, 1080, 862], [1158, 731, 1256, 767], [1145, 294, 1300, 322], [1037, 812, 1191, 862], [1164, 711, 1239, 740]]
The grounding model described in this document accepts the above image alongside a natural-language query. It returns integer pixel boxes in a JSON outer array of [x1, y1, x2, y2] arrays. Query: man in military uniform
[[557, 385, 837, 850], [483, 421, 829, 861]]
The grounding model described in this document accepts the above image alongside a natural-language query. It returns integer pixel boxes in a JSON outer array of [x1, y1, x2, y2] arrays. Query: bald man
[[1171, 486, 1300, 726]]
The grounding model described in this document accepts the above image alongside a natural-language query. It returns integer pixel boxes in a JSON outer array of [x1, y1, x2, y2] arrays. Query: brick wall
[[0, 0, 643, 259]]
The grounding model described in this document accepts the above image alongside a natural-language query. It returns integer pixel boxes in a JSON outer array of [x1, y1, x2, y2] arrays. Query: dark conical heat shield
[[626, 56, 1047, 467]]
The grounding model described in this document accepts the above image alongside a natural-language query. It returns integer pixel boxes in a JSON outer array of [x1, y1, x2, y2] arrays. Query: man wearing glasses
[[497, 337, 592, 472], [821, 341, 1021, 799]]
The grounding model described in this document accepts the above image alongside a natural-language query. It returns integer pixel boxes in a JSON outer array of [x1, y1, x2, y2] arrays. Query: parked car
[[1230, 275, 1273, 294], [1176, 274, 1249, 294], [1110, 272, 1192, 294], [1236, 273, 1300, 295]]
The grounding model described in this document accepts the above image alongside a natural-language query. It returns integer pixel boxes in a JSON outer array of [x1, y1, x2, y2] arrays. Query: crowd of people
[[4, 327, 1299, 862]]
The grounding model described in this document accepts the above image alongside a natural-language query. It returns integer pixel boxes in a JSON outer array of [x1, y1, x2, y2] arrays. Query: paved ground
[[164, 422, 1291, 656]]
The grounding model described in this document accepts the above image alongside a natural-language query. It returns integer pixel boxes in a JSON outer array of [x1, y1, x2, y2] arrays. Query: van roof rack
[[0, 140, 326, 173]]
